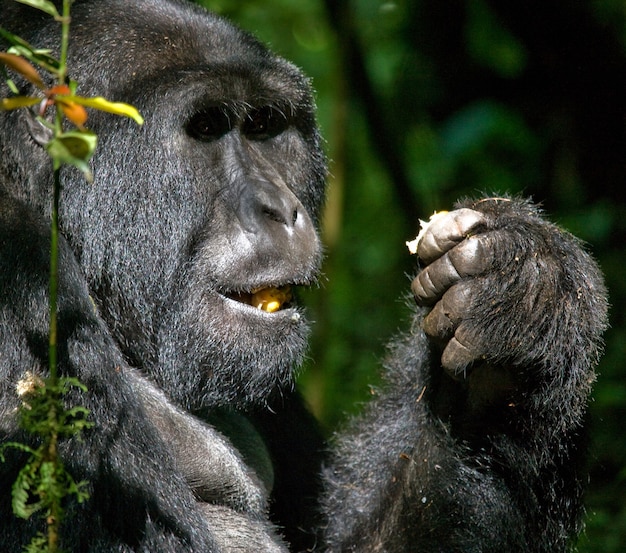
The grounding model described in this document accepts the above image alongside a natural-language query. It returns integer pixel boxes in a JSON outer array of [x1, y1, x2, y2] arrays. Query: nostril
[[262, 206, 288, 226], [238, 180, 302, 232]]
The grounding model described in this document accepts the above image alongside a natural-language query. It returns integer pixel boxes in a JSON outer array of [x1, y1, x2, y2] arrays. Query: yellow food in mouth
[[228, 286, 293, 312], [251, 286, 292, 312]]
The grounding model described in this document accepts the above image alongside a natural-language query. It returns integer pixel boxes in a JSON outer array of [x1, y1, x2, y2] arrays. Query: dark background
[[197, 1, 626, 549]]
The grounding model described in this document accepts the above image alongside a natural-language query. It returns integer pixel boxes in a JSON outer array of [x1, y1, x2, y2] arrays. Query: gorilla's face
[[50, 1, 326, 409]]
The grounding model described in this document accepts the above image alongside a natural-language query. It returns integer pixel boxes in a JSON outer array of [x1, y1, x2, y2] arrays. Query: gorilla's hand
[[411, 197, 607, 395]]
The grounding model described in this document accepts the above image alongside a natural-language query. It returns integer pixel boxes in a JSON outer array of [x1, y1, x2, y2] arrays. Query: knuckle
[[440, 282, 473, 323], [413, 255, 462, 305], [447, 235, 493, 276], [423, 282, 474, 343], [418, 231, 447, 264], [423, 303, 455, 340], [451, 208, 487, 236], [417, 209, 486, 263], [441, 336, 476, 379], [412, 269, 437, 305], [441, 324, 481, 378]]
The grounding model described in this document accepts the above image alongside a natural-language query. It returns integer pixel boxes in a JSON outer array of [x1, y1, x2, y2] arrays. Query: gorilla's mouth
[[225, 285, 293, 313]]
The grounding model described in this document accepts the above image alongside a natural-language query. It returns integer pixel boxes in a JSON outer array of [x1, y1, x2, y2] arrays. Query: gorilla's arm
[[132, 373, 290, 553], [322, 197, 607, 552]]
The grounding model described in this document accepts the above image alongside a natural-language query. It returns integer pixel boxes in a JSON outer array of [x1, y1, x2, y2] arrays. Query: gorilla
[[0, 0, 608, 551]]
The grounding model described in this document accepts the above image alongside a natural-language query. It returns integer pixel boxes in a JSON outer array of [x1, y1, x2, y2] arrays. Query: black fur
[[0, 1, 607, 552]]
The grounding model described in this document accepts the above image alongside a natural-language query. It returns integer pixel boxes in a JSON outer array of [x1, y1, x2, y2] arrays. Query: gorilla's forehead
[[73, 0, 261, 54], [64, 0, 308, 103]]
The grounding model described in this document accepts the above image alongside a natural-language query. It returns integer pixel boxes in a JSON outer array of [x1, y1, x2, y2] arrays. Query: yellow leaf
[[0, 96, 40, 110], [66, 96, 144, 125]]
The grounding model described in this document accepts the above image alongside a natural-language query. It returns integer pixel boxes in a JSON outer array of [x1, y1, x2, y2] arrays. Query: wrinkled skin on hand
[[412, 207, 489, 377]]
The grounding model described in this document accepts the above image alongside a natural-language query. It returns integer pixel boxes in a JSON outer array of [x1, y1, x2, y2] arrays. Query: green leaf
[[73, 480, 91, 503], [11, 483, 31, 518], [13, 0, 60, 18], [0, 441, 37, 459], [0, 28, 60, 74], [2, 69, 20, 94], [12, 461, 44, 519], [23, 533, 47, 553], [60, 376, 89, 393], [69, 95, 145, 125], [46, 131, 97, 181]]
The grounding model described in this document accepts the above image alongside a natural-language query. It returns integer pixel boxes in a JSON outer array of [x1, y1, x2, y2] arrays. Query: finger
[[422, 281, 473, 341], [441, 324, 481, 379], [412, 236, 491, 305], [417, 208, 486, 264]]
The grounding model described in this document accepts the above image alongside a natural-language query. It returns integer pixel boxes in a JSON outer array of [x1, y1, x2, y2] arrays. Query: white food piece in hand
[[406, 210, 449, 255]]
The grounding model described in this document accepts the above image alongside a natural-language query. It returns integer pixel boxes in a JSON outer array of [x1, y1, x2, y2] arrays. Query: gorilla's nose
[[238, 178, 304, 234]]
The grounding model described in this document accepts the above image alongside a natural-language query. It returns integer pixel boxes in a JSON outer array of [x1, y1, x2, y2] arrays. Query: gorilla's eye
[[187, 108, 233, 140], [243, 106, 288, 140]]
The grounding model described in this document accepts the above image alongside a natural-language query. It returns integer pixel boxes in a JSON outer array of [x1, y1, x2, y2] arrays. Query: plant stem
[[46, 3, 72, 551], [48, 168, 59, 386], [57, 1, 71, 84], [46, 405, 60, 553], [46, 167, 61, 553], [48, 0, 71, 387]]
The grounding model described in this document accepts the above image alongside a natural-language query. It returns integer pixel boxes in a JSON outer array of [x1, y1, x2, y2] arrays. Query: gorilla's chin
[[153, 291, 312, 411]]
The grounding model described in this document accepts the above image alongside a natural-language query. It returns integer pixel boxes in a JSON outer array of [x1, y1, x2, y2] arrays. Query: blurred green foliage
[[197, 1, 626, 550]]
